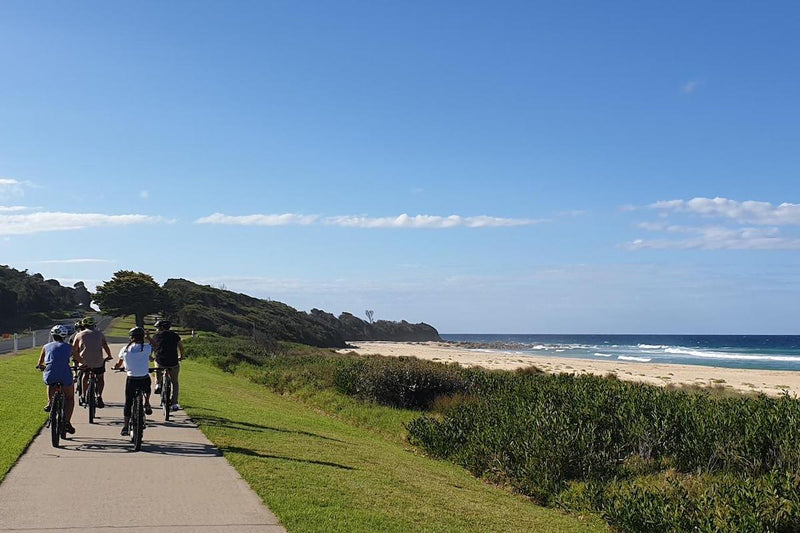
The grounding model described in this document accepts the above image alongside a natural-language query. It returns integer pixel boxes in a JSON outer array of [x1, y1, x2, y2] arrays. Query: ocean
[[440, 334, 800, 372]]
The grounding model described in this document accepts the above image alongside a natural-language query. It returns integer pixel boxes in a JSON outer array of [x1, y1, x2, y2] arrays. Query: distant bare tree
[[365, 310, 374, 324]]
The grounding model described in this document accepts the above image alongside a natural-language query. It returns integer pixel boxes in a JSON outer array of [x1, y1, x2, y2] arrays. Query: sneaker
[[79, 396, 85, 406], [96, 397, 105, 408], [171, 403, 181, 411], [154, 384, 162, 395], [145, 405, 153, 415], [120, 426, 129, 436], [65, 423, 76, 434], [44, 404, 52, 413]]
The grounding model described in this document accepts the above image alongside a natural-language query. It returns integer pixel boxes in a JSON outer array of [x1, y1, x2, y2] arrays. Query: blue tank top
[[42, 341, 74, 386]]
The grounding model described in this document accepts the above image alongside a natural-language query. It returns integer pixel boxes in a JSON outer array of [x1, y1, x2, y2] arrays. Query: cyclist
[[72, 316, 112, 408], [151, 319, 184, 411], [69, 320, 85, 344], [69, 320, 86, 403], [113, 327, 153, 436], [36, 324, 83, 434]]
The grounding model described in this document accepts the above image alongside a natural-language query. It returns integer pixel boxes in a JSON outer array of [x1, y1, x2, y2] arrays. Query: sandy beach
[[340, 341, 800, 397]]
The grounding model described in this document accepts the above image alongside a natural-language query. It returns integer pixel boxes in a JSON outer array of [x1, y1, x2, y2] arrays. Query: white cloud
[[0, 205, 28, 212], [195, 213, 320, 226], [195, 212, 540, 229], [0, 212, 169, 235], [140, 190, 149, 199], [650, 197, 800, 225], [324, 214, 537, 228], [627, 197, 800, 250], [627, 225, 800, 250], [0, 178, 26, 198]]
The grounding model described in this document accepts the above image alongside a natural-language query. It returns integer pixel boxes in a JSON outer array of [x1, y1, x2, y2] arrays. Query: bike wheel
[[50, 393, 61, 447], [59, 400, 67, 439], [163, 377, 171, 421], [87, 377, 96, 424], [133, 395, 144, 451]]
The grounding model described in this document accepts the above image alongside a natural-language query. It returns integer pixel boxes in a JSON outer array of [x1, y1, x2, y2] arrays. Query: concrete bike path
[[0, 343, 286, 533]]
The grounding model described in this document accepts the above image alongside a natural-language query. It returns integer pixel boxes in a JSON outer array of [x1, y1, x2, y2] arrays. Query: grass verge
[[0, 348, 47, 482], [180, 358, 608, 532]]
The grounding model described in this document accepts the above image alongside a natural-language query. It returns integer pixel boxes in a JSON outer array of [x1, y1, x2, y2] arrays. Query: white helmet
[[50, 324, 70, 339]]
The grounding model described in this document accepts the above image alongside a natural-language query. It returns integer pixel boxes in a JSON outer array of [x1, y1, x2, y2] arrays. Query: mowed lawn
[[0, 348, 47, 482], [181, 360, 609, 533]]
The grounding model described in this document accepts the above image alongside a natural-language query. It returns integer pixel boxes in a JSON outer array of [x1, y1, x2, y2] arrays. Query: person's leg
[[96, 370, 105, 398], [122, 378, 134, 434], [44, 384, 55, 410], [144, 375, 152, 413], [154, 364, 163, 393], [81, 372, 89, 401], [169, 366, 180, 406], [64, 385, 75, 426]]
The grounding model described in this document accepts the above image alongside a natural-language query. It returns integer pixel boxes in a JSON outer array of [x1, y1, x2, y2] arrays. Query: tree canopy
[[93, 270, 168, 327], [0, 265, 85, 332]]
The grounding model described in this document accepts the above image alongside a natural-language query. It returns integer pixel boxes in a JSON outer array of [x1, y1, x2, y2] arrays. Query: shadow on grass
[[190, 414, 346, 443], [221, 445, 355, 470]]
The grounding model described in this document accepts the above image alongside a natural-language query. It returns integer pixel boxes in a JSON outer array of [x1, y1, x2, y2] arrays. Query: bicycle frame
[[45, 383, 67, 447]]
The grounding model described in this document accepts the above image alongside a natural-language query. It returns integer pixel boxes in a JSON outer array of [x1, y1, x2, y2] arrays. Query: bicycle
[[37, 366, 67, 447], [82, 367, 103, 424], [116, 368, 156, 451], [72, 363, 83, 405], [158, 366, 176, 421]]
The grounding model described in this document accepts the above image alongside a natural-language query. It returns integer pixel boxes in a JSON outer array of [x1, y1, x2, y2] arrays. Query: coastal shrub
[[334, 356, 469, 410], [598, 471, 800, 533], [406, 370, 800, 531]]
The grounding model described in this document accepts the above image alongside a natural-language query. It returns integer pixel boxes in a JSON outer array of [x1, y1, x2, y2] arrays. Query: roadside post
[[13, 333, 18, 354], [32, 330, 37, 348]]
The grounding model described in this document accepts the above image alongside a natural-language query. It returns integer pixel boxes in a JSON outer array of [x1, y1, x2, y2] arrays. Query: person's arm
[[102, 336, 112, 361], [177, 339, 185, 361], [112, 350, 125, 370], [36, 347, 46, 369]]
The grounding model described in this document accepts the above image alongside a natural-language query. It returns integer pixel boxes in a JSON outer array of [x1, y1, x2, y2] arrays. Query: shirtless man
[[72, 316, 112, 407]]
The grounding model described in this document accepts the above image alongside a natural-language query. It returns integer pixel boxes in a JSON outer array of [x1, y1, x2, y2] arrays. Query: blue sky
[[1, 1, 799, 334]]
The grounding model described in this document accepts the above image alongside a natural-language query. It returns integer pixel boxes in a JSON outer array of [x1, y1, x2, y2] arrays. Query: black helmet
[[129, 327, 145, 338], [154, 319, 171, 330]]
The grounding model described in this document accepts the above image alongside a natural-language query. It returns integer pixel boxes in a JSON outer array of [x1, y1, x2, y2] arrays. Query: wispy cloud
[[627, 197, 800, 250], [195, 213, 540, 229], [195, 213, 320, 226], [0, 205, 28, 212], [681, 80, 700, 94], [140, 190, 149, 199], [627, 226, 800, 250], [324, 214, 538, 228], [0, 212, 170, 235], [650, 197, 800, 225], [0, 178, 28, 198]]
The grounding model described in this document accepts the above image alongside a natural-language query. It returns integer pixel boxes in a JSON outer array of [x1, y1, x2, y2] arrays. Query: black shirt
[[152, 330, 181, 367]]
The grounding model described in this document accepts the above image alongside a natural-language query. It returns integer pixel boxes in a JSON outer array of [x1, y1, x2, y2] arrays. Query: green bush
[[335, 356, 469, 410], [406, 371, 800, 531]]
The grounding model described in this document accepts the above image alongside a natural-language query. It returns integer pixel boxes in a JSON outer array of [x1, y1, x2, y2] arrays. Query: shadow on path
[[191, 414, 345, 443], [221, 446, 355, 470], [60, 437, 221, 457]]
